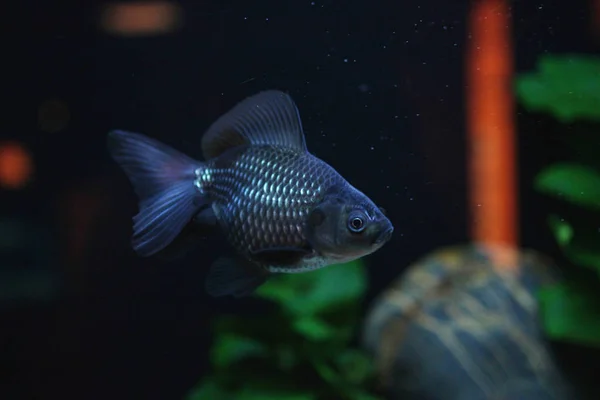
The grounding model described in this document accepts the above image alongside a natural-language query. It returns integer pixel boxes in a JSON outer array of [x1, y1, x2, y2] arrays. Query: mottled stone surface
[[362, 244, 572, 400]]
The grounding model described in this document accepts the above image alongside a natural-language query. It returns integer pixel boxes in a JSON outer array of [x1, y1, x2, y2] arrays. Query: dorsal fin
[[200, 90, 308, 160]]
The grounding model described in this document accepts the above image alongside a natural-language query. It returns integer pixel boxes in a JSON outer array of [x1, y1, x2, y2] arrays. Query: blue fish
[[108, 90, 393, 297]]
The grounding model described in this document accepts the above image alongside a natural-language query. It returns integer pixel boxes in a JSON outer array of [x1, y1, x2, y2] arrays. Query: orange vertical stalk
[[466, 0, 517, 254]]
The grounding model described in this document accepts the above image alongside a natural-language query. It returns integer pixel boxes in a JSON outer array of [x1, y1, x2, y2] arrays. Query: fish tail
[[107, 130, 206, 257]]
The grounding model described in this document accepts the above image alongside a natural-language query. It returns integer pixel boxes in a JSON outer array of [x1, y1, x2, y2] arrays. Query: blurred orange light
[[0, 142, 33, 190], [100, 1, 182, 36]]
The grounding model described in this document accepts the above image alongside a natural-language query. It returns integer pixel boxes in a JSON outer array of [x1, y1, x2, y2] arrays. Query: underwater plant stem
[[466, 0, 518, 263]]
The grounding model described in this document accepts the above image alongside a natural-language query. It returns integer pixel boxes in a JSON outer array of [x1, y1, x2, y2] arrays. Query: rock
[[362, 244, 572, 399]]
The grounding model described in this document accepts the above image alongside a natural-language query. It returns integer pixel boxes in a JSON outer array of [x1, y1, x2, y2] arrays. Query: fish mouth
[[373, 226, 393, 245]]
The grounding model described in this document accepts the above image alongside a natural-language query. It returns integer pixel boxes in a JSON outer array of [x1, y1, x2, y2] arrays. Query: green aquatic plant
[[516, 54, 600, 347], [186, 260, 382, 400], [516, 54, 600, 123]]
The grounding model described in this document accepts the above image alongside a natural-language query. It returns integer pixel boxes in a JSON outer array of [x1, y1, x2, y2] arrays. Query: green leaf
[[535, 164, 600, 211], [254, 277, 300, 304], [211, 333, 268, 368], [300, 261, 367, 315], [567, 250, 600, 276], [186, 378, 318, 400], [335, 349, 374, 385], [562, 248, 600, 276], [256, 260, 368, 316], [186, 378, 230, 400], [234, 381, 318, 400], [548, 215, 600, 275], [235, 390, 316, 400], [197, 262, 373, 400], [538, 283, 600, 347], [275, 344, 297, 371], [292, 316, 336, 341], [341, 389, 383, 400], [311, 357, 341, 385], [515, 54, 600, 123], [311, 354, 381, 400], [548, 215, 574, 247]]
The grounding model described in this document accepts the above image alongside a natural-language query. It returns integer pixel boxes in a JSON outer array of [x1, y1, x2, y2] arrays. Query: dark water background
[[1, 0, 598, 399]]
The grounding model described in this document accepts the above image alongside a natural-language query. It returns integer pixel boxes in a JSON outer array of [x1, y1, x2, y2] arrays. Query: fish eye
[[347, 211, 367, 233]]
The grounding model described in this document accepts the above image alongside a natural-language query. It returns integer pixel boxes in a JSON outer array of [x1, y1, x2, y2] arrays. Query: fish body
[[108, 90, 393, 297]]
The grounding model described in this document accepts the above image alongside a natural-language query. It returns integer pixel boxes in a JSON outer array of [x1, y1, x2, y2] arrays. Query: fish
[[107, 90, 393, 297]]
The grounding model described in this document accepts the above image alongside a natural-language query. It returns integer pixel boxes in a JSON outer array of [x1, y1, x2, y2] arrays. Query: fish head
[[305, 186, 393, 263]]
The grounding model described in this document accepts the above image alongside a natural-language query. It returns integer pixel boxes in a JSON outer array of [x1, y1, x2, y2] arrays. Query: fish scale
[[195, 145, 344, 272]]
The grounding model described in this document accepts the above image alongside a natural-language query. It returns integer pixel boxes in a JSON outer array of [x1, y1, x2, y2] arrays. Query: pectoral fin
[[205, 257, 269, 298]]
